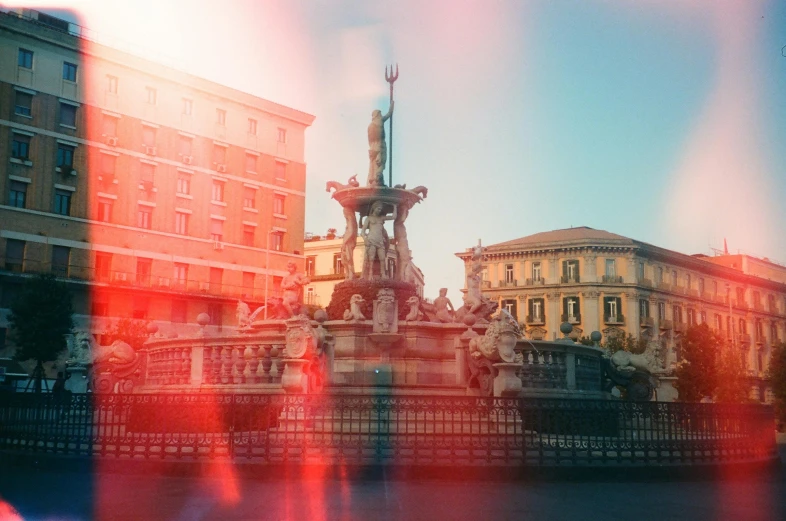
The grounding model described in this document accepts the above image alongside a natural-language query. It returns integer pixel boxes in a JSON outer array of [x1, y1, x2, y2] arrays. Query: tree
[[768, 341, 786, 429], [8, 274, 74, 392], [674, 324, 721, 402], [714, 345, 750, 404], [577, 333, 648, 354], [103, 317, 150, 351]]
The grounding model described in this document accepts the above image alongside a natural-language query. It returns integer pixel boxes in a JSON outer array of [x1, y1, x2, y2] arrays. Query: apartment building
[[457, 227, 786, 400], [0, 9, 314, 349]]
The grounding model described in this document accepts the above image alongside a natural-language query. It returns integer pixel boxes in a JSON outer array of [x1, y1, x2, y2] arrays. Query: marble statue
[[236, 300, 251, 328], [393, 202, 411, 281], [455, 241, 498, 322], [405, 296, 423, 321], [343, 294, 366, 322], [284, 315, 319, 359], [68, 331, 94, 366], [326, 175, 360, 196], [361, 201, 396, 279], [433, 288, 455, 323], [367, 101, 394, 186], [469, 312, 523, 364], [281, 261, 311, 317], [341, 206, 358, 280]]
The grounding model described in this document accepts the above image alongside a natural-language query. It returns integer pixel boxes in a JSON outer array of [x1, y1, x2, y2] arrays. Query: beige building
[[0, 9, 314, 353], [457, 227, 786, 400], [302, 232, 425, 308]]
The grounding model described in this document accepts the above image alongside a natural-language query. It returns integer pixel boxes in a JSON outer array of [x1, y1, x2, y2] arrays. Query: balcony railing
[[660, 319, 673, 330], [526, 315, 545, 325], [674, 322, 687, 333], [604, 314, 625, 325], [560, 275, 580, 284], [601, 275, 623, 284], [560, 313, 581, 324], [639, 278, 653, 288], [525, 278, 544, 286], [0, 259, 283, 301], [738, 333, 752, 344], [500, 280, 517, 287], [640, 316, 654, 327]]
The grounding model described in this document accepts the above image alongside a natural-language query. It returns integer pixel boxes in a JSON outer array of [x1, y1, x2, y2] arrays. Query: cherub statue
[[281, 261, 310, 317], [433, 288, 455, 323], [236, 300, 251, 328]]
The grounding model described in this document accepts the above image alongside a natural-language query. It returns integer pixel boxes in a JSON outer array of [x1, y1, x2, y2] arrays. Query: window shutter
[[562, 297, 568, 316], [562, 261, 568, 279], [528, 298, 534, 316], [576, 296, 581, 315]]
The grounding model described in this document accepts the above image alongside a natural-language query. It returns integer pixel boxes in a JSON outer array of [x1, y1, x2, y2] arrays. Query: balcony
[[674, 322, 687, 333], [738, 333, 751, 344], [640, 316, 654, 328], [560, 275, 580, 284], [561, 313, 581, 324], [526, 315, 545, 325], [656, 281, 670, 291], [688, 289, 699, 298], [481, 280, 491, 289], [659, 320, 673, 330], [639, 278, 653, 288], [525, 278, 545, 286], [604, 314, 625, 325], [733, 300, 749, 310], [753, 301, 764, 312], [501, 280, 518, 287], [601, 275, 623, 284]]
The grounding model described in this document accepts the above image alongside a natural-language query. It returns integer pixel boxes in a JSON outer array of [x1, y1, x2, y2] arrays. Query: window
[[687, 308, 695, 326], [210, 219, 224, 242], [275, 161, 287, 180], [637, 261, 645, 281], [242, 225, 255, 247], [245, 153, 257, 172], [100, 154, 116, 177], [51, 246, 70, 277], [102, 115, 117, 137], [531, 261, 541, 281], [271, 232, 284, 252], [216, 108, 226, 126], [60, 103, 76, 127], [8, 181, 27, 208], [753, 291, 761, 308], [658, 302, 666, 322], [305, 256, 316, 277], [173, 263, 188, 286], [248, 118, 257, 135], [277, 127, 287, 143], [12, 134, 31, 160], [700, 311, 706, 325], [739, 318, 747, 335], [62, 62, 77, 82], [18, 48, 33, 68], [713, 280, 719, 296], [178, 135, 192, 156], [639, 299, 650, 319], [97, 198, 112, 222], [5, 239, 25, 272], [698, 278, 705, 295], [175, 212, 189, 235], [657, 267, 664, 284], [605, 259, 616, 278], [604, 296, 621, 321], [504, 264, 514, 284], [333, 253, 343, 274], [671, 269, 678, 284], [95, 252, 112, 282], [563, 296, 581, 322], [140, 163, 155, 183], [209, 267, 223, 292], [213, 145, 227, 166], [755, 319, 764, 341], [528, 298, 544, 320], [673, 305, 683, 323], [107, 75, 118, 93], [91, 296, 109, 317], [243, 187, 256, 208], [273, 194, 285, 214], [182, 98, 192, 115], [142, 127, 156, 147], [772, 323, 779, 342], [14, 91, 32, 117], [685, 273, 691, 290], [171, 300, 187, 323], [56, 144, 75, 169], [562, 260, 579, 282], [132, 296, 149, 320], [242, 272, 255, 293], [715, 314, 723, 332], [212, 180, 225, 202], [136, 258, 152, 286], [54, 189, 72, 216], [502, 299, 517, 317], [769, 294, 776, 313], [137, 205, 152, 229], [736, 287, 745, 304], [146, 87, 157, 104], [177, 175, 191, 195], [208, 303, 223, 329]]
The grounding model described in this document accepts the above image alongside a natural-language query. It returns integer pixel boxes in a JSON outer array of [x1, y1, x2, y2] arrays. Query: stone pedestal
[[65, 365, 89, 393], [281, 359, 310, 393], [493, 362, 523, 397]]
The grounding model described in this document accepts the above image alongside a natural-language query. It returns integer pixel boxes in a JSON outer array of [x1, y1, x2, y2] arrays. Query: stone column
[[625, 257, 637, 284], [583, 255, 598, 283], [626, 291, 640, 337], [548, 258, 558, 285], [547, 290, 561, 340], [582, 291, 600, 334]]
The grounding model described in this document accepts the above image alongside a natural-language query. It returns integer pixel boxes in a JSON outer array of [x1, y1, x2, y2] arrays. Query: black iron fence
[[0, 392, 777, 467]]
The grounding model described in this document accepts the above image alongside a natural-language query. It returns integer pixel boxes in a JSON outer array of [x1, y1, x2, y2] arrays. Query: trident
[[385, 63, 399, 187]]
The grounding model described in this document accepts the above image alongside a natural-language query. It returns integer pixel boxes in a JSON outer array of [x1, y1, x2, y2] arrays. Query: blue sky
[[23, 0, 786, 297]]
